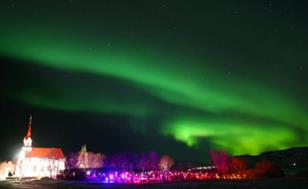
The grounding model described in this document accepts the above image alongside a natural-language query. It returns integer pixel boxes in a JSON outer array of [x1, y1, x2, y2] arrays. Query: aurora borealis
[[0, 0, 307, 160]]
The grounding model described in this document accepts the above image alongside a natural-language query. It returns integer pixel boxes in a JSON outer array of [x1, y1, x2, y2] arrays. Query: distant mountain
[[238, 147, 308, 177]]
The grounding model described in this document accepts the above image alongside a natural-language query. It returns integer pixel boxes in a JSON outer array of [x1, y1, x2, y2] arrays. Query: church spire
[[23, 115, 33, 147], [26, 115, 32, 138]]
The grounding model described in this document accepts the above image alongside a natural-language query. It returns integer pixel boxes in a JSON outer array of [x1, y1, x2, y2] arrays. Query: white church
[[15, 116, 65, 178]]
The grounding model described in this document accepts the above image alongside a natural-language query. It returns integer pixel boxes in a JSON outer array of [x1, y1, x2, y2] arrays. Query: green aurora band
[[1, 1, 307, 155]]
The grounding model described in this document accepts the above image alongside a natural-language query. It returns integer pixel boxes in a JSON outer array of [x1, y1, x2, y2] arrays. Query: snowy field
[[0, 178, 308, 189]]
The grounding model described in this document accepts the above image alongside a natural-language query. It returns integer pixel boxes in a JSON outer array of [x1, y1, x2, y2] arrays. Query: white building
[[15, 116, 65, 178]]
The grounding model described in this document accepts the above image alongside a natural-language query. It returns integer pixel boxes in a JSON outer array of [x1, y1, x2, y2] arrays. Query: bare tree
[[210, 149, 230, 173], [148, 151, 159, 170], [67, 145, 105, 169], [159, 155, 174, 171], [137, 153, 148, 172], [231, 157, 247, 172]]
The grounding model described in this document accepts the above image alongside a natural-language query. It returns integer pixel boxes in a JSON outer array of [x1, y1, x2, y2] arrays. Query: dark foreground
[[0, 178, 307, 189]]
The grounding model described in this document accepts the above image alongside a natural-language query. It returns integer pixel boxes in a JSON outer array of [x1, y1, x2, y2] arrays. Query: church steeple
[[23, 115, 33, 147], [26, 115, 32, 138]]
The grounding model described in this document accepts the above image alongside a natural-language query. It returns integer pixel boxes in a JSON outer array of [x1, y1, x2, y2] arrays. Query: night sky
[[0, 0, 307, 161]]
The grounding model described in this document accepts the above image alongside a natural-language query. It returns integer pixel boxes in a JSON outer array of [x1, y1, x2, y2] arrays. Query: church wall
[[16, 157, 65, 178]]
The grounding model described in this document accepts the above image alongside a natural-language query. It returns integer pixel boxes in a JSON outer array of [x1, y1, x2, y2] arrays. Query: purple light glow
[[86, 170, 91, 176], [83, 167, 246, 185]]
